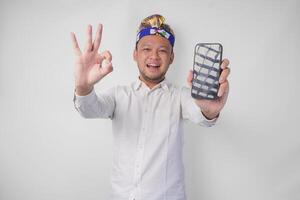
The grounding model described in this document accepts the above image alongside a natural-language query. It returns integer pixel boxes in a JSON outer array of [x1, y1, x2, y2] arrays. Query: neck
[[139, 76, 165, 89]]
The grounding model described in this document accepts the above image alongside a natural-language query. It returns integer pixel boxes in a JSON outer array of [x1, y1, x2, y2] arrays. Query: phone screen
[[191, 43, 223, 100]]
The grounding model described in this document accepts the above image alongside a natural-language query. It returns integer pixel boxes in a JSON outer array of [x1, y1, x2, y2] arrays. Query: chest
[[114, 89, 181, 130]]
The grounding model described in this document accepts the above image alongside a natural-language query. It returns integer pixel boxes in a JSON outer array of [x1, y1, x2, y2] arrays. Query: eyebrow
[[141, 43, 169, 48]]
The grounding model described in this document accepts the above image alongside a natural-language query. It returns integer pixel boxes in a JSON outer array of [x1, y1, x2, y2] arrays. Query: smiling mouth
[[146, 63, 160, 68]]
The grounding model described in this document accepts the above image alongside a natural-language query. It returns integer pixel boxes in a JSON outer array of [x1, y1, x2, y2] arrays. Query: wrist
[[75, 85, 93, 96], [201, 110, 220, 120]]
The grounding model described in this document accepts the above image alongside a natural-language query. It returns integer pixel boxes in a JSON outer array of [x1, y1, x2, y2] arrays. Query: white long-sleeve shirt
[[73, 79, 217, 200]]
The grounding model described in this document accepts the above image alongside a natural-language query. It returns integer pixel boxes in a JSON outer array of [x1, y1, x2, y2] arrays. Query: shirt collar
[[133, 78, 142, 90], [133, 77, 170, 91]]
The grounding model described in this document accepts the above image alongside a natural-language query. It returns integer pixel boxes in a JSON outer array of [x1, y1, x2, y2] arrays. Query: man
[[71, 14, 230, 200]]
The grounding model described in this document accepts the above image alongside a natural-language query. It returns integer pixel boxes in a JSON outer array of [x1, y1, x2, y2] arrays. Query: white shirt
[[73, 79, 217, 200]]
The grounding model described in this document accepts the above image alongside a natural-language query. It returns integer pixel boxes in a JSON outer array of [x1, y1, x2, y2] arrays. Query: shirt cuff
[[192, 101, 219, 127], [73, 88, 97, 107]]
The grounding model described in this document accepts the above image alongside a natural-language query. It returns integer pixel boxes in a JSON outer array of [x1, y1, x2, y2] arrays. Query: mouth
[[146, 63, 160, 69]]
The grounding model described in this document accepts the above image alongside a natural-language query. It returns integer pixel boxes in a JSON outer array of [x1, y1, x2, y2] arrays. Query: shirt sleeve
[[180, 87, 218, 127], [73, 87, 115, 119]]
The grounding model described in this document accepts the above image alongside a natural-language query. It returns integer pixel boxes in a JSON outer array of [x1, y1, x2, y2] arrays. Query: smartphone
[[191, 43, 223, 100]]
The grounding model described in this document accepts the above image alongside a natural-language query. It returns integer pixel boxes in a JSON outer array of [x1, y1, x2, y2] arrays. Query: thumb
[[187, 70, 193, 87]]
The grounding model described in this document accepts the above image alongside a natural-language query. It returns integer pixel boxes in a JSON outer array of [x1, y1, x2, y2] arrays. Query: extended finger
[[93, 24, 103, 52], [70, 32, 82, 56], [220, 58, 230, 70], [85, 24, 93, 52], [217, 80, 229, 97], [219, 68, 230, 83]]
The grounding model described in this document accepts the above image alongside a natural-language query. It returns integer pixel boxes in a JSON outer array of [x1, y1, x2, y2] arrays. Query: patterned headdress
[[136, 14, 175, 47]]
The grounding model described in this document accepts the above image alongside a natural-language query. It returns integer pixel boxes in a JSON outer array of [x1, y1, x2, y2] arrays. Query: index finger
[[100, 50, 112, 62]]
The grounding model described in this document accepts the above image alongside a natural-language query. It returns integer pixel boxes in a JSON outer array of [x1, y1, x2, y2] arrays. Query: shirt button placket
[[136, 129, 145, 181], [133, 91, 149, 196]]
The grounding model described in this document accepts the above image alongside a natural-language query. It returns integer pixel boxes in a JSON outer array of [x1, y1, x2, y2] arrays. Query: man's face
[[134, 35, 174, 84]]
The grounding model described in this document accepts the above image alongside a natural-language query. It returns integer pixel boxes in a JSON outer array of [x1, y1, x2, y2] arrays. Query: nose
[[149, 49, 159, 60]]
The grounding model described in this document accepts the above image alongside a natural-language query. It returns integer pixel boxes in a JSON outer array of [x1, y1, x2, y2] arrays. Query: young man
[[71, 14, 230, 200]]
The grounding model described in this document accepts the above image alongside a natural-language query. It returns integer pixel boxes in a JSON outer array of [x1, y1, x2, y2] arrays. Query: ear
[[133, 49, 137, 62], [169, 51, 174, 64]]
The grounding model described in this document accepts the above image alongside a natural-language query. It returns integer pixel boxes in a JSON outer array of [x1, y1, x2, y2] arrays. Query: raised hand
[[71, 24, 113, 96], [187, 59, 230, 119]]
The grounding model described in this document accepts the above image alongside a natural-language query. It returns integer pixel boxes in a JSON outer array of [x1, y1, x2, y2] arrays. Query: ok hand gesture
[[71, 24, 113, 96]]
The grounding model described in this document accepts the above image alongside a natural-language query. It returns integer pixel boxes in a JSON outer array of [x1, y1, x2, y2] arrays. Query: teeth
[[147, 63, 160, 67]]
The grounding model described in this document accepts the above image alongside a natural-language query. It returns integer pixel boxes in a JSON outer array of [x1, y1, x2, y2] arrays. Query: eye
[[142, 47, 151, 51], [159, 49, 167, 53]]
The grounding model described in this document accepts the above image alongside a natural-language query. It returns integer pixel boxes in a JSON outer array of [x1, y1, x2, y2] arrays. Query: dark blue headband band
[[136, 27, 175, 47]]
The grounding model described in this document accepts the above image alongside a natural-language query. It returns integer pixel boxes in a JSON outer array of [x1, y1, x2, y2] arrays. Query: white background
[[0, 0, 299, 199]]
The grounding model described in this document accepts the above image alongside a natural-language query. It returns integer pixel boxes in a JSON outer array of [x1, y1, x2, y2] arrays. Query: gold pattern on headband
[[141, 14, 165, 28], [138, 14, 175, 37]]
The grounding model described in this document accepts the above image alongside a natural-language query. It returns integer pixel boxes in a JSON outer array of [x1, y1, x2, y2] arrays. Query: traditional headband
[[136, 27, 175, 47]]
